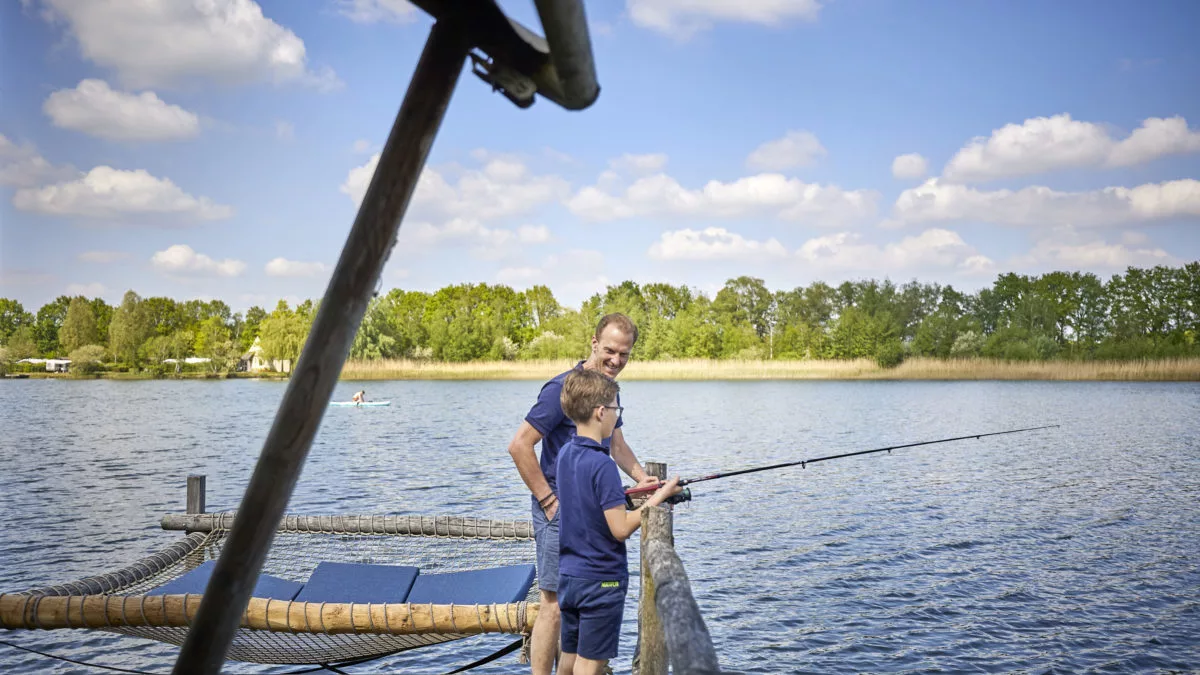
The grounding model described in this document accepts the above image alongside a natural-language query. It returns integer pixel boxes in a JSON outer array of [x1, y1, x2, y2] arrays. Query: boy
[[555, 369, 681, 674]]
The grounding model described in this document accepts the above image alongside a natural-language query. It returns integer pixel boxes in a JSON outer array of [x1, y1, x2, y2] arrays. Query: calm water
[[1, 378, 1197, 674]]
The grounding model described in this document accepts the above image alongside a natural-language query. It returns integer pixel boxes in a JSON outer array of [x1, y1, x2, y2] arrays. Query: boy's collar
[[574, 435, 609, 452]]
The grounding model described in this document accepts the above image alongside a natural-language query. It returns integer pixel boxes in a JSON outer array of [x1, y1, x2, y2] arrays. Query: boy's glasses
[[601, 405, 624, 418]]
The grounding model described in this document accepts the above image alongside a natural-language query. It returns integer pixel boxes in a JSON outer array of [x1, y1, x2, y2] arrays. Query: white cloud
[[610, 153, 669, 174], [341, 154, 570, 221], [891, 153, 928, 180], [796, 229, 994, 275], [43, 79, 200, 141], [265, 257, 327, 277], [497, 249, 609, 307], [39, 0, 341, 91], [648, 227, 789, 261], [627, 0, 822, 36], [567, 171, 878, 226], [1014, 226, 1177, 270], [275, 120, 294, 141], [65, 282, 107, 296], [0, 134, 80, 187], [334, 0, 416, 23], [892, 178, 1200, 228], [78, 250, 130, 263], [943, 114, 1200, 182], [746, 131, 826, 171], [401, 219, 551, 260], [152, 244, 245, 277], [14, 166, 234, 220]]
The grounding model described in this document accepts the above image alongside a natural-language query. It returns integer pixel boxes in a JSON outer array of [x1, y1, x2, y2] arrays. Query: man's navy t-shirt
[[556, 435, 630, 581], [524, 361, 623, 493]]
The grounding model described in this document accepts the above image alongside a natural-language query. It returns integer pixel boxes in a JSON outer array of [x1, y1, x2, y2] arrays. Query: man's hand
[[634, 474, 660, 489], [543, 498, 558, 521]]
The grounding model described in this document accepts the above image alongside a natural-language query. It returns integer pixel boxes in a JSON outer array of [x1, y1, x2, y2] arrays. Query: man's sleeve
[[595, 461, 627, 512], [614, 391, 624, 430], [525, 379, 565, 437]]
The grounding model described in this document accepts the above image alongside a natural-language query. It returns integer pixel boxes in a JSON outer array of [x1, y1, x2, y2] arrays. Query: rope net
[[2, 514, 537, 665]]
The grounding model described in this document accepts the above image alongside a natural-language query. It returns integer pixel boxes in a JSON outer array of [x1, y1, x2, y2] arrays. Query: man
[[508, 313, 659, 675]]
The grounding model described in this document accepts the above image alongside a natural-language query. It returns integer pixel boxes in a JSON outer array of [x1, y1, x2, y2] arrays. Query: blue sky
[[2, 0, 1198, 313]]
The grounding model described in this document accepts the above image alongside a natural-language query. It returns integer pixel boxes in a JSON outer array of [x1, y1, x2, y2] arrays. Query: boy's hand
[[649, 476, 682, 504]]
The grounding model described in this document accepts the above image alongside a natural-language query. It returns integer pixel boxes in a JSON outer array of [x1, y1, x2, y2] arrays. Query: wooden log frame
[[640, 506, 723, 675], [0, 593, 537, 636], [161, 512, 534, 540]]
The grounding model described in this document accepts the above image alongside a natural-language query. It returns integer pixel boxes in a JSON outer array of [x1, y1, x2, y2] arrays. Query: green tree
[[350, 296, 399, 360], [60, 296, 98, 353], [240, 305, 267, 350], [5, 325, 38, 360], [109, 291, 153, 365], [34, 295, 73, 356], [142, 296, 185, 337], [0, 299, 35, 344], [258, 302, 311, 365], [90, 298, 114, 346]]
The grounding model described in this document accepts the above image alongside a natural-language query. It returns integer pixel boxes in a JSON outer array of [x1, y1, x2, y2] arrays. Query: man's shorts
[[532, 495, 559, 593], [558, 574, 627, 661]]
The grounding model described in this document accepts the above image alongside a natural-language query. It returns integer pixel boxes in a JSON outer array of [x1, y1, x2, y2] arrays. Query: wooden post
[[186, 475, 206, 515], [636, 461, 670, 675], [171, 19, 471, 675]]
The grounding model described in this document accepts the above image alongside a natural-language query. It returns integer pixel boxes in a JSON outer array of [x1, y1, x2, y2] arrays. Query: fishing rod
[[624, 424, 1060, 505]]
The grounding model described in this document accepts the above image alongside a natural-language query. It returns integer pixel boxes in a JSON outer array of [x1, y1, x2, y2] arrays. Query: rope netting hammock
[[0, 514, 539, 665]]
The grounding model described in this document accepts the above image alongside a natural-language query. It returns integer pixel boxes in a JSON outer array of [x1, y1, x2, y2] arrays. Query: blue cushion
[[406, 564, 536, 605], [293, 562, 420, 604], [147, 560, 303, 601]]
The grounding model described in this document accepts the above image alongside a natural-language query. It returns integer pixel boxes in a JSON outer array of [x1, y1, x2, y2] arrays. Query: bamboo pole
[[161, 512, 534, 539], [0, 593, 537, 635], [171, 20, 472, 675]]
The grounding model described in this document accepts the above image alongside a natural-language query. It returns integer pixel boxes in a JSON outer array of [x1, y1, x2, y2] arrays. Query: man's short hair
[[594, 312, 638, 345], [561, 369, 620, 425]]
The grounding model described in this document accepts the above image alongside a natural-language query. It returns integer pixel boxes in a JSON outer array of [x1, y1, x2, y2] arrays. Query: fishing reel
[[624, 487, 692, 510]]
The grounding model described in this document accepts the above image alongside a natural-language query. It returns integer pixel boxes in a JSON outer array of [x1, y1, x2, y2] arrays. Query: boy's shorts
[[558, 574, 628, 661], [532, 495, 559, 593]]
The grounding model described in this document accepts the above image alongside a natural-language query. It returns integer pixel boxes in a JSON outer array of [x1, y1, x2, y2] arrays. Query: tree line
[[1, 263, 1196, 373]]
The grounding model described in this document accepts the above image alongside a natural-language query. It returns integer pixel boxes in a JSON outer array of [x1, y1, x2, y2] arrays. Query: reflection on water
[[1, 379, 1198, 673]]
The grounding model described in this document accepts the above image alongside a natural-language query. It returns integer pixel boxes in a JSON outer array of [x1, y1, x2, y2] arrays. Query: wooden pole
[[636, 461, 670, 675], [170, 20, 471, 675], [186, 475, 206, 515], [0, 593, 537, 635]]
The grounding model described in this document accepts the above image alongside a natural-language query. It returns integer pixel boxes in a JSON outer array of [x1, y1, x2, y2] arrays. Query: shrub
[[875, 340, 906, 369], [68, 345, 108, 374]]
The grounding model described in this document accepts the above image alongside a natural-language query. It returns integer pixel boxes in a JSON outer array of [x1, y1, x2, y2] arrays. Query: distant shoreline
[[10, 357, 1196, 382]]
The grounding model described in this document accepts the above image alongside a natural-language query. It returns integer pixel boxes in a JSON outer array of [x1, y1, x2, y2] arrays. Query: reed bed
[[338, 357, 1200, 381]]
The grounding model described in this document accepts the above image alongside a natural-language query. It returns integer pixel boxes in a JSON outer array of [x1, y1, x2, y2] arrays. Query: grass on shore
[[338, 357, 1200, 381], [8, 357, 1196, 381]]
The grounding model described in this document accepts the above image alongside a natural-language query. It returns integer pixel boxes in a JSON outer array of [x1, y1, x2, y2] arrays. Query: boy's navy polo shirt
[[524, 361, 623, 493], [556, 435, 630, 581]]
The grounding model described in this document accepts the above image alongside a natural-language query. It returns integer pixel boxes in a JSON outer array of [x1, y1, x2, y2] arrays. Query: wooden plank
[[170, 20, 472, 675]]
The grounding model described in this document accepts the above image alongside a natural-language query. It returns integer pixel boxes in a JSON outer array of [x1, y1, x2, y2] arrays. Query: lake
[[1, 378, 1197, 673]]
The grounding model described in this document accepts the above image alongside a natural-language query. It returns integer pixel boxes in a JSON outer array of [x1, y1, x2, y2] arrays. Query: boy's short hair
[[561, 369, 619, 425]]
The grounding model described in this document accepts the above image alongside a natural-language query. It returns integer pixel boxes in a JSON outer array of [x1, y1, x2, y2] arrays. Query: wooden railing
[[635, 463, 725, 675]]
